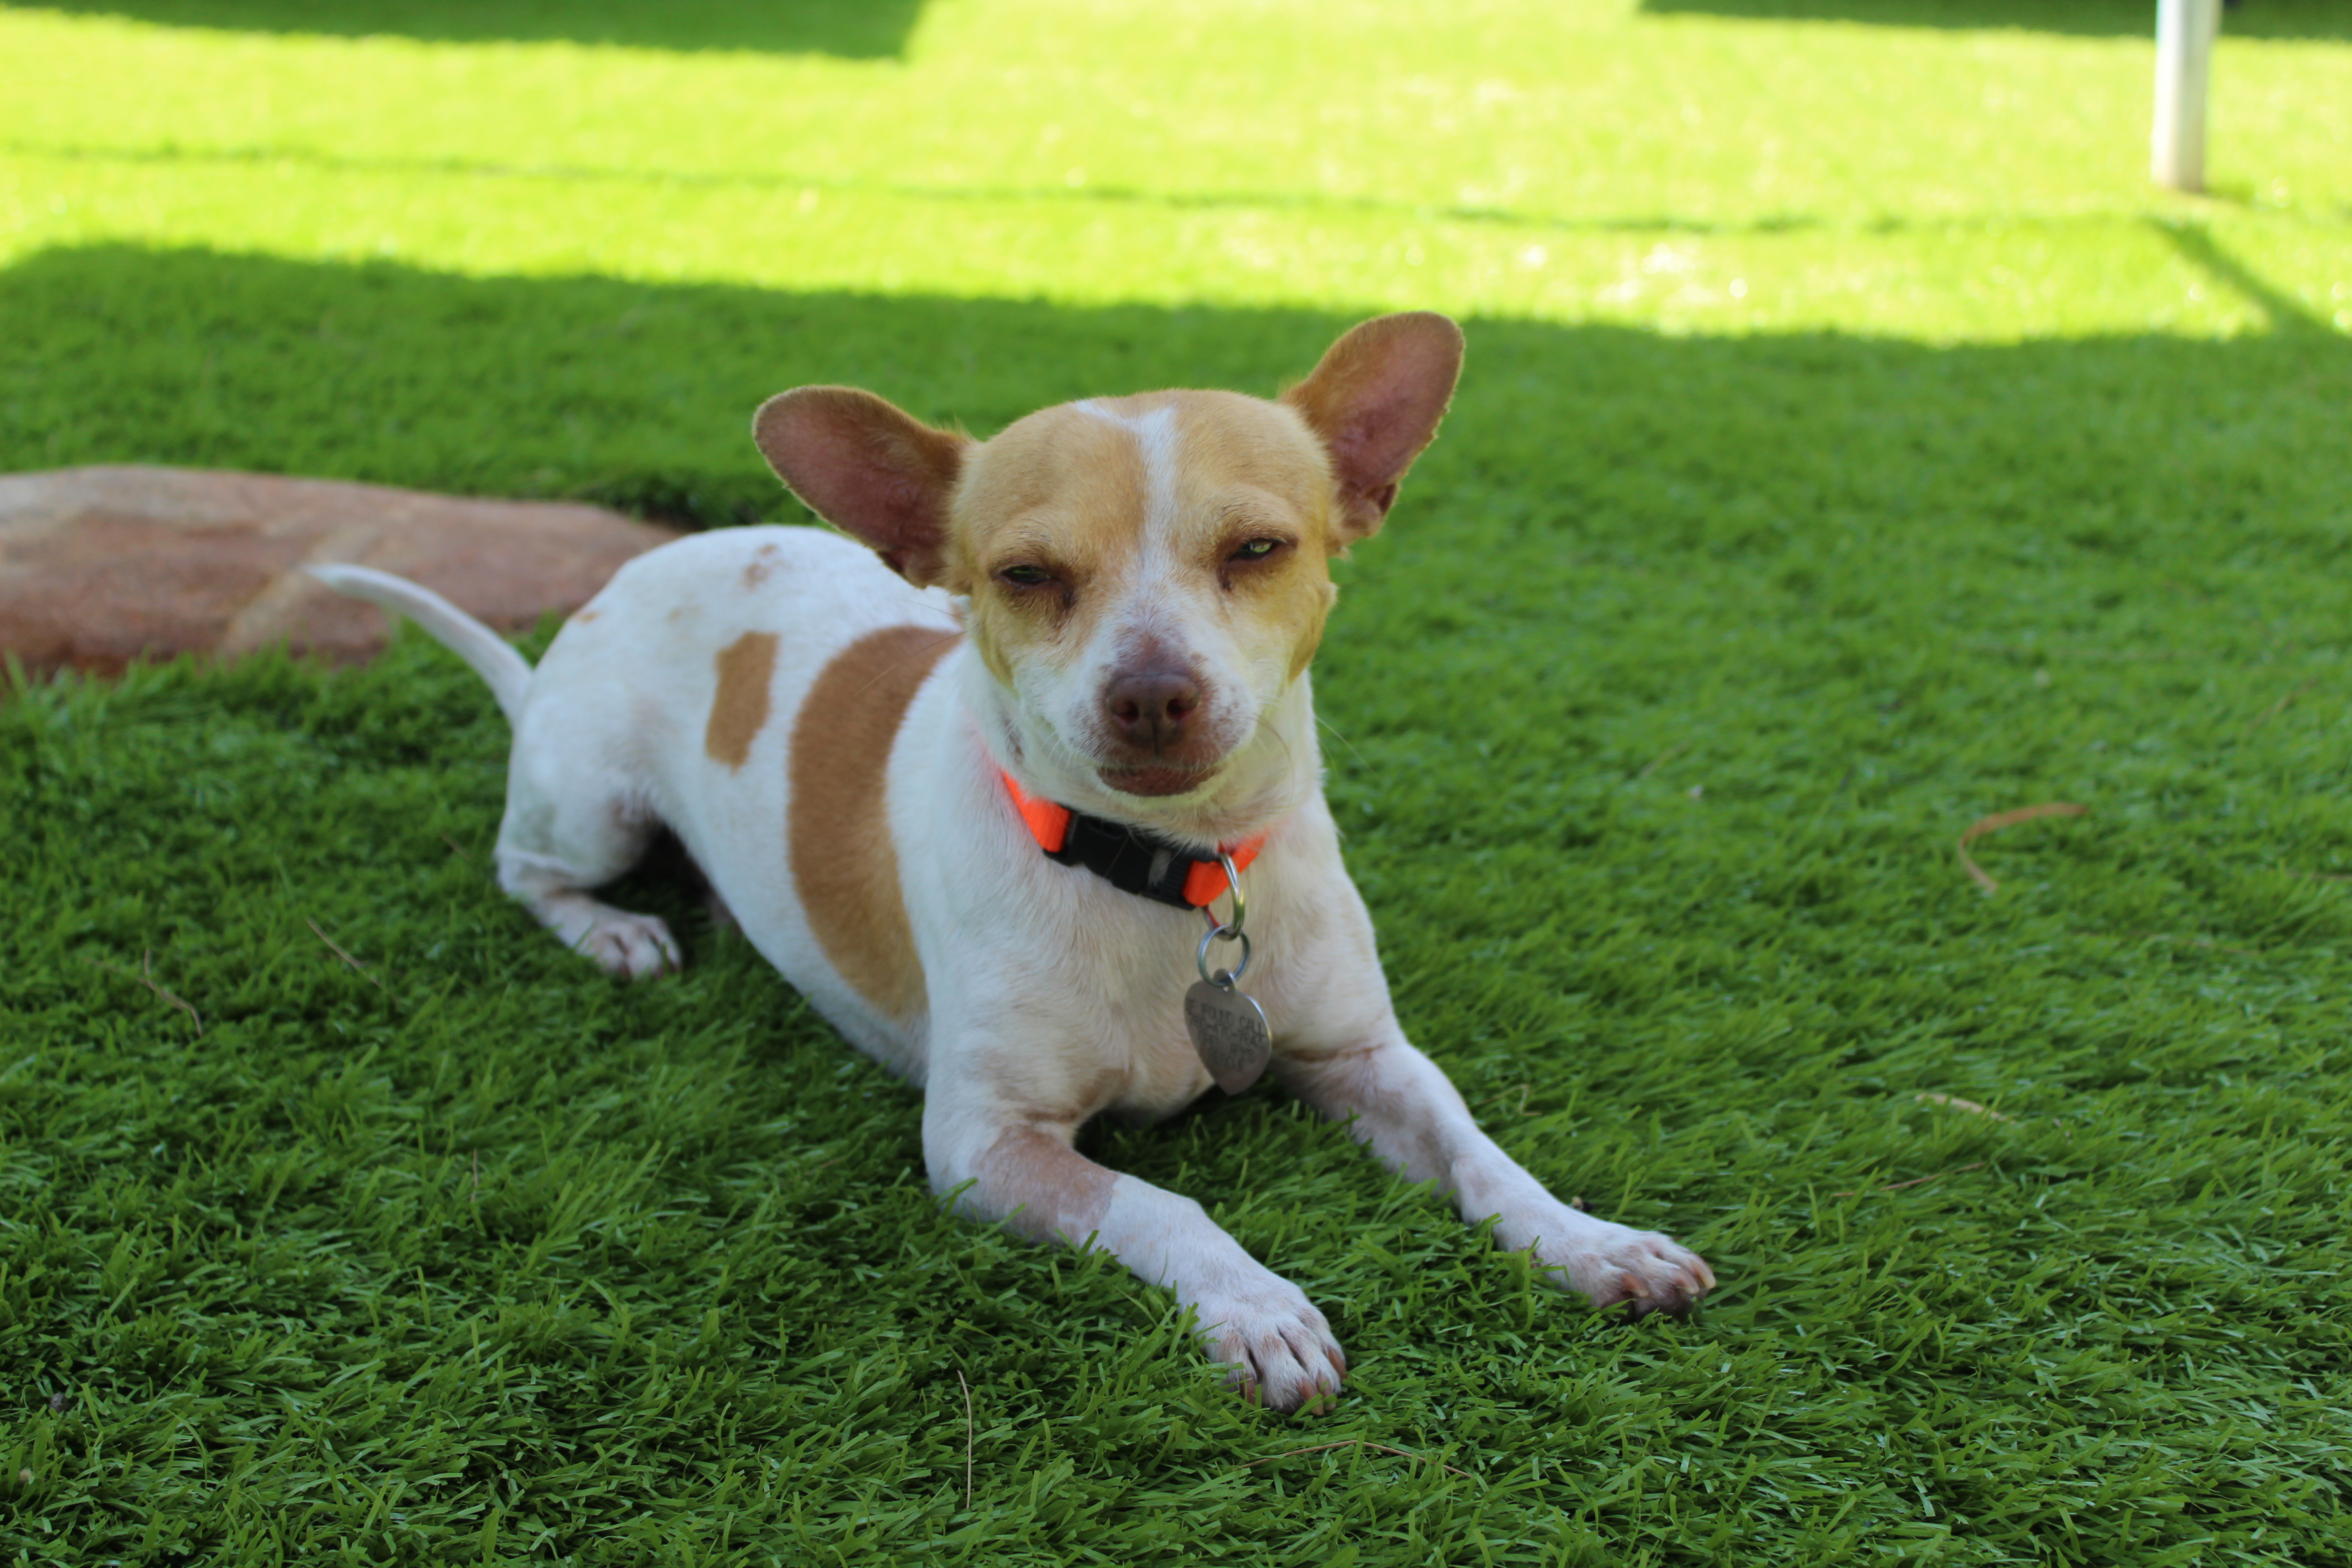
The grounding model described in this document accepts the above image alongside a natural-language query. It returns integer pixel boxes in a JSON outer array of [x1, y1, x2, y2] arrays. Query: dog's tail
[[305, 563, 534, 724]]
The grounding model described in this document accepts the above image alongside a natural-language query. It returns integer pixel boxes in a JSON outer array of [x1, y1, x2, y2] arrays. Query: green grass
[[5, 1, 2352, 1563]]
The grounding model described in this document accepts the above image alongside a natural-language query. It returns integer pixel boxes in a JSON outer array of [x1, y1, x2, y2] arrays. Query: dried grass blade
[[139, 951, 205, 1037], [84, 951, 205, 1038], [141, 951, 205, 1038], [1634, 740, 1691, 781], [1834, 1161, 1987, 1198], [1956, 802, 2087, 893], [2247, 675, 2319, 730], [306, 918, 387, 991]]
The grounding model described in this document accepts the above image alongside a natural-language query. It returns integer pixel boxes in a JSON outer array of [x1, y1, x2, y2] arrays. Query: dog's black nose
[[1105, 671, 1200, 749]]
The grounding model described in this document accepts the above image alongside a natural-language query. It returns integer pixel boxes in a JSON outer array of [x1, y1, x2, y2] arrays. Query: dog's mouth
[[1096, 763, 1216, 798]]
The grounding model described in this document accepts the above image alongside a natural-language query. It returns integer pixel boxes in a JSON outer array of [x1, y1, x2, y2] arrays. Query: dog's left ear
[[753, 387, 970, 586], [1281, 312, 1464, 545]]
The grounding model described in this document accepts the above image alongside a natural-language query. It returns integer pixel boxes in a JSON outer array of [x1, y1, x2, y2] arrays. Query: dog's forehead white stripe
[[1072, 399, 1182, 543]]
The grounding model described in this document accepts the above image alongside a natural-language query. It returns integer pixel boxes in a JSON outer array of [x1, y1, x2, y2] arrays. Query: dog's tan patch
[[705, 630, 779, 770], [789, 623, 959, 1019], [976, 1125, 1116, 1245], [1160, 393, 1339, 680], [950, 405, 1151, 684]]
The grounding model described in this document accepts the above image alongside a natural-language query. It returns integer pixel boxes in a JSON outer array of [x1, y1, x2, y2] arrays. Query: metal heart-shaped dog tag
[[1185, 979, 1271, 1095]]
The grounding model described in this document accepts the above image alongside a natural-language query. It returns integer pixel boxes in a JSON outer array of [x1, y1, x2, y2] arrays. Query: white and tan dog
[[314, 312, 1712, 1412]]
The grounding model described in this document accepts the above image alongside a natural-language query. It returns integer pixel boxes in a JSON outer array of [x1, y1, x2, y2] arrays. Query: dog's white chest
[[1107, 1004, 1219, 1122]]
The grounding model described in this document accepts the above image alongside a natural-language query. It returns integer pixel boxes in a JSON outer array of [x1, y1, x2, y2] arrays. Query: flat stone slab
[[0, 466, 680, 678]]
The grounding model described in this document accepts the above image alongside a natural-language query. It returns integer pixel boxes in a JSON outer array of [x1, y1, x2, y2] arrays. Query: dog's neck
[[957, 653, 1322, 852]]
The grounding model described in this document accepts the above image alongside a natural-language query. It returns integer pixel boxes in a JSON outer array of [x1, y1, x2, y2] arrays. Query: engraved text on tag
[[1185, 979, 1272, 1095]]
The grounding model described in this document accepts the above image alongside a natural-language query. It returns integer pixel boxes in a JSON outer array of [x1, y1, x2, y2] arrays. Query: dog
[[311, 312, 1713, 1412]]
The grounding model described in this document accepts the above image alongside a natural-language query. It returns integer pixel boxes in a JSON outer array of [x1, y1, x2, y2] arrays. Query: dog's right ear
[[753, 387, 970, 587]]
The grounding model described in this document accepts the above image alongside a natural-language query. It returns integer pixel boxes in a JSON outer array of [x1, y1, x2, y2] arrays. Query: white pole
[[2151, 0, 2221, 191]]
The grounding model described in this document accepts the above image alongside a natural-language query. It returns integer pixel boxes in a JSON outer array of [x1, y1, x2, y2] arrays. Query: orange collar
[[1001, 770, 1266, 909]]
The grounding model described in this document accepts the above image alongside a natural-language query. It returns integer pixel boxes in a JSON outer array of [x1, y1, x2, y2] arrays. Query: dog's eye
[[999, 565, 1053, 587], [1230, 539, 1283, 562]]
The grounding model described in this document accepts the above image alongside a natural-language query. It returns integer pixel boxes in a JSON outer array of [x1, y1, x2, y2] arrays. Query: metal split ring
[[1197, 852, 1246, 937], [1196, 921, 1252, 989], [1194, 852, 1250, 986]]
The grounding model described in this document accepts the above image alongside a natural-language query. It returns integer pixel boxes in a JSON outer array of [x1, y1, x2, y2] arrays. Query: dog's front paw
[[531, 892, 684, 979], [1193, 1277, 1347, 1415], [1536, 1220, 1715, 1319], [578, 910, 682, 979]]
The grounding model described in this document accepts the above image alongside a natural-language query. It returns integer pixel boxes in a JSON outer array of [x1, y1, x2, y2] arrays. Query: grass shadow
[[1638, 0, 2352, 39], [2153, 218, 2333, 332], [26, 0, 931, 56], [1, 241, 2343, 534]]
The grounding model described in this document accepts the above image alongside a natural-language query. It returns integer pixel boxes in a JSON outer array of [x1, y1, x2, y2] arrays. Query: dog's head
[[753, 313, 1462, 815]]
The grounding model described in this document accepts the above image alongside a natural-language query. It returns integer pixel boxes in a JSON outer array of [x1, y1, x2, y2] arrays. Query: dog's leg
[[923, 1097, 1346, 1413], [1279, 1036, 1714, 1317], [491, 743, 681, 980]]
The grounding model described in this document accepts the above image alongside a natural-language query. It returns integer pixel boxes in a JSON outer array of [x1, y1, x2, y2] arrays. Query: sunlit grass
[[4, 0, 2348, 335]]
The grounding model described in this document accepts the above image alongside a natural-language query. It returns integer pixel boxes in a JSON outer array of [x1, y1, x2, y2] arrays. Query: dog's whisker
[[1314, 712, 1371, 767]]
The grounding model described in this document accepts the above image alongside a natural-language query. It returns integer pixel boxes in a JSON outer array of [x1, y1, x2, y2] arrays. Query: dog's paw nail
[[580, 913, 682, 980], [1204, 1286, 1347, 1416], [1547, 1226, 1714, 1318]]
